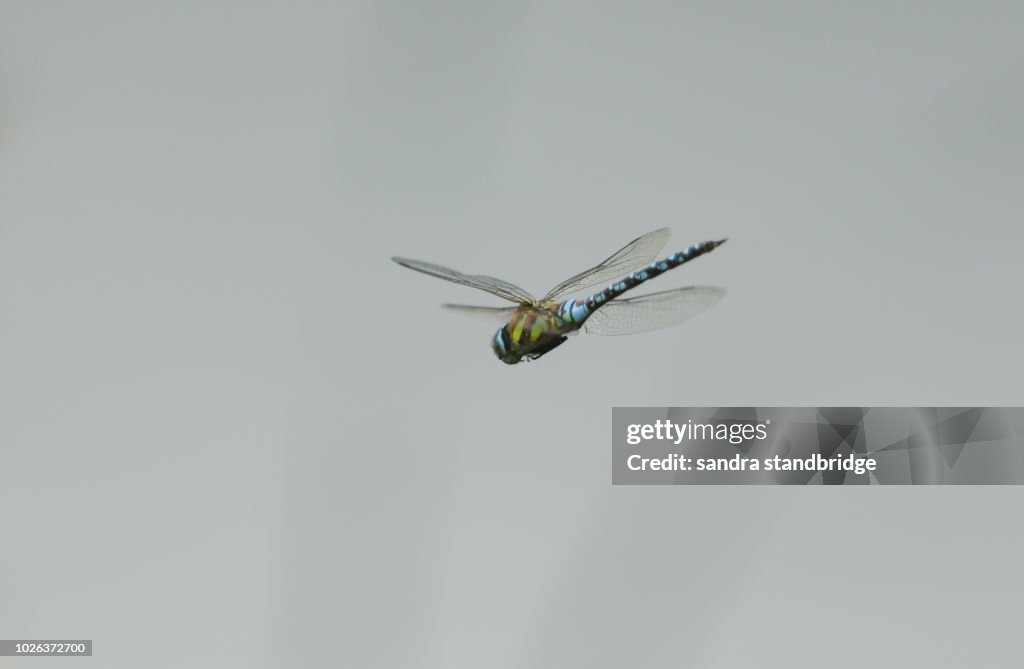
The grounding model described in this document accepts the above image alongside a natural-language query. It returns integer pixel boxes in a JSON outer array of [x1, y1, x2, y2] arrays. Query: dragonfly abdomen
[[557, 239, 727, 324]]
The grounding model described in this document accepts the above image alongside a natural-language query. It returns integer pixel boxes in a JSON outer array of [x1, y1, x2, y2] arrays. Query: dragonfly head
[[491, 325, 521, 365]]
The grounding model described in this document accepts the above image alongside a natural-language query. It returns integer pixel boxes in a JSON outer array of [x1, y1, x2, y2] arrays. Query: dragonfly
[[392, 229, 727, 364]]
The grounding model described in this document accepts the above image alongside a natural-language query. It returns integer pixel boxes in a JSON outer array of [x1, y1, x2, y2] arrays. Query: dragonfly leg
[[525, 335, 568, 361]]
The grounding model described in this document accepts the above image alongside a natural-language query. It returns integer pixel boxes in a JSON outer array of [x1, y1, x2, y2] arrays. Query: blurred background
[[1, 2, 1022, 667]]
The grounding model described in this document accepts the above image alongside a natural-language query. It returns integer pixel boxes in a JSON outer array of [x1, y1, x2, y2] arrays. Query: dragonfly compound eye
[[491, 326, 519, 364]]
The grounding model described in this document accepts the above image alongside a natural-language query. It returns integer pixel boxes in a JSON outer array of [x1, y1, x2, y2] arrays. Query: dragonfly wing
[[542, 228, 672, 302], [442, 303, 518, 322], [582, 286, 726, 336], [392, 257, 536, 304]]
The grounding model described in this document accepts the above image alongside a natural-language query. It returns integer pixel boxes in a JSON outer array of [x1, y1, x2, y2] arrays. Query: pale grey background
[[1, 2, 1022, 667]]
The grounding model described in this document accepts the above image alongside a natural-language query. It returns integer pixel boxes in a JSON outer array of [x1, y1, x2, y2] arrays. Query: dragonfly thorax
[[491, 306, 575, 364]]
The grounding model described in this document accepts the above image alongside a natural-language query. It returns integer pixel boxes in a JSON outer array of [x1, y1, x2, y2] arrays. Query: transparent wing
[[542, 228, 672, 302], [442, 303, 518, 322], [582, 286, 726, 336], [392, 257, 536, 304]]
